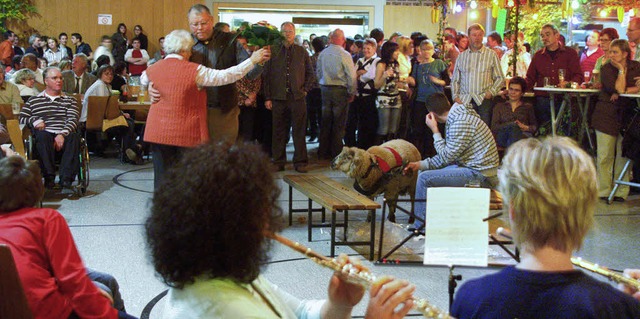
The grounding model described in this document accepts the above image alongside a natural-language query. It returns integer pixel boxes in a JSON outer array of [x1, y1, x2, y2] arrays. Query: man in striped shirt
[[19, 67, 80, 189], [451, 23, 505, 126], [403, 93, 499, 232]]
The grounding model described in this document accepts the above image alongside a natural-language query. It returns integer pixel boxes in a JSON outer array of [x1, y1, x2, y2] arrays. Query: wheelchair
[[25, 131, 90, 196]]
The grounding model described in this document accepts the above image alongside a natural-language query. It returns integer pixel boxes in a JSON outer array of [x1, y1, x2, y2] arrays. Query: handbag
[[102, 115, 128, 132], [102, 95, 128, 132]]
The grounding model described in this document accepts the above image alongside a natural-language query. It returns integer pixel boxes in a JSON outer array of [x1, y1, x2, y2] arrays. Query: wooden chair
[[0, 244, 33, 319], [86, 96, 120, 131], [0, 103, 27, 157]]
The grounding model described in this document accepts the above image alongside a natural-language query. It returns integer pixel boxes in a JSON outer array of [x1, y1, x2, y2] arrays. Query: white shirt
[[162, 276, 324, 319], [81, 79, 111, 122]]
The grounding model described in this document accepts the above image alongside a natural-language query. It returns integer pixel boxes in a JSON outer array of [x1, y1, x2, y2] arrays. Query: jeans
[[495, 122, 525, 149], [377, 107, 401, 135], [471, 98, 494, 127], [412, 165, 492, 229], [87, 268, 125, 312]]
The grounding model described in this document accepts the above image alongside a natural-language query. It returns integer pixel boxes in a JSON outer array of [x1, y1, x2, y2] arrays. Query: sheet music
[[423, 187, 489, 267]]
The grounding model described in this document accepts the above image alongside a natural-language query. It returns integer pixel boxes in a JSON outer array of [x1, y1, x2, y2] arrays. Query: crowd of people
[[1, 3, 640, 318]]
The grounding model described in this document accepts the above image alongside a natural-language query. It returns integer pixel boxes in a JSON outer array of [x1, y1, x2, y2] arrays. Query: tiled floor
[[45, 143, 640, 318]]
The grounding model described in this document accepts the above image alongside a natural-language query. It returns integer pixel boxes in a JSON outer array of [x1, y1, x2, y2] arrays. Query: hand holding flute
[[620, 269, 640, 302]]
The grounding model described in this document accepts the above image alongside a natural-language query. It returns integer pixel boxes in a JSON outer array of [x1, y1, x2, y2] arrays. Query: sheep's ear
[[352, 149, 363, 166]]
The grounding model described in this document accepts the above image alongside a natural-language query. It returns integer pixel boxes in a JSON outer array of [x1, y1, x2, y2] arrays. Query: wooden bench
[[283, 174, 381, 260]]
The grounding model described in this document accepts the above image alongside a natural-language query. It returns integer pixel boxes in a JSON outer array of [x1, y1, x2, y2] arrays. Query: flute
[[499, 228, 640, 290], [571, 257, 640, 290], [267, 232, 454, 319]]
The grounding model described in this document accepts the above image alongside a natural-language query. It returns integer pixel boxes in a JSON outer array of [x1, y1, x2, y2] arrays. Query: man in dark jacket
[[262, 22, 314, 172]]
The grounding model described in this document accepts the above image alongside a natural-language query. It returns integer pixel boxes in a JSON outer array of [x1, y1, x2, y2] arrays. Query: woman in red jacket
[[0, 156, 136, 319]]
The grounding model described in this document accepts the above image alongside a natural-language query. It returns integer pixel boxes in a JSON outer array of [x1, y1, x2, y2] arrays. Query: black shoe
[[613, 197, 625, 202], [294, 165, 308, 173], [60, 180, 73, 189], [44, 178, 55, 189], [308, 136, 317, 143]]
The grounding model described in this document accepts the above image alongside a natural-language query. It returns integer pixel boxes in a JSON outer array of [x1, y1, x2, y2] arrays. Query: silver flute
[[268, 232, 454, 319]]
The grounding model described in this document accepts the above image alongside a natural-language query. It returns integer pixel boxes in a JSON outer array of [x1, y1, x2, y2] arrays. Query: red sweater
[[580, 47, 604, 75], [144, 58, 209, 147], [0, 208, 117, 319], [128, 49, 147, 76]]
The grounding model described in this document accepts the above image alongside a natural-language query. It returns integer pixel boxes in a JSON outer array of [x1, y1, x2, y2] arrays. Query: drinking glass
[[558, 69, 565, 83]]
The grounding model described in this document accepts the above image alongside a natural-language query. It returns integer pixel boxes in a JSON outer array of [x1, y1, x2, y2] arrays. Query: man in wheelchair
[[19, 67, 80, 189]]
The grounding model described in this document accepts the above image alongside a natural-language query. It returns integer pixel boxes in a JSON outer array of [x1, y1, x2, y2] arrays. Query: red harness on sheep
[[375, 147, 404, 173]]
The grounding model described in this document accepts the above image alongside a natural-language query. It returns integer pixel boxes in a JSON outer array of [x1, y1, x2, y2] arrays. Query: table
[[283, 174, 380, 260], [534, 87, 598, 149], [606, 93, 640, 203], [119, 102, 151, 111]]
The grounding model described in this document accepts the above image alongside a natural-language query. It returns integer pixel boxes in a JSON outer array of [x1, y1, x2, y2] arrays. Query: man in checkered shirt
[[403, 92, 499, 232]]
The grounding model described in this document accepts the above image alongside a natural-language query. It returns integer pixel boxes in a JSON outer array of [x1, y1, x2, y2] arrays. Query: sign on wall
[[98, 14, 113, 25]]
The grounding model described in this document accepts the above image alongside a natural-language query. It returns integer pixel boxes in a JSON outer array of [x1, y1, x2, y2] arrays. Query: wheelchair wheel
[[77, 137, 90, 196]]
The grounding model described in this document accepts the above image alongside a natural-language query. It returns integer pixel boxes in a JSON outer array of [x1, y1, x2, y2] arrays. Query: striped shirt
[[316, 44, 357, 96], [19, 91, 79, 136], [43, 48, 67, 66], [419, 102, 499, 176], [451, 46, 505, 106]]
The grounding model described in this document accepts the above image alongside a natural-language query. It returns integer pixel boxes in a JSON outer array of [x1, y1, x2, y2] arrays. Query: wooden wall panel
[[10, 0, 202, 58], [383, 5, 468, 39]]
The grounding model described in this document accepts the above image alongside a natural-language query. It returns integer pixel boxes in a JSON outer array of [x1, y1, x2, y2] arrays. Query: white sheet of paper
[[423, 187, 490, 267]]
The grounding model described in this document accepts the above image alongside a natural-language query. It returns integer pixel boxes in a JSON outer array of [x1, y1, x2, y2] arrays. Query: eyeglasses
[[46, 76, 63, 80], [189, 20, 211, 28]]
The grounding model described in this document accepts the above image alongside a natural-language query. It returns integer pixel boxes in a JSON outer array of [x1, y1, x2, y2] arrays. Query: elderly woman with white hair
[[13, 68, 40, 98], [140, 29, 269, 188]]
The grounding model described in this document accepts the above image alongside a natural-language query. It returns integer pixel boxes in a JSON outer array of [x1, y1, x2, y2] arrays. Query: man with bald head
[[316, 28, 357, 160]]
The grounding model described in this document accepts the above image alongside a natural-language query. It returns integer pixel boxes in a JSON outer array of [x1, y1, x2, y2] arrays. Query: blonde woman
[[452, 137, 640, 318]]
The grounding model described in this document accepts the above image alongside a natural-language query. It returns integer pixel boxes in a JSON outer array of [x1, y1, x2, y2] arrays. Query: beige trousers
[[207, 107, 240, 143], [595, 130, 630, 198]]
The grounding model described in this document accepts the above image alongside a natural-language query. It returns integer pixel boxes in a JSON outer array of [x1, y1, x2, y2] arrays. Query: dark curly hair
[[0, 156, 44, 212], [145, 141, 284, 288]]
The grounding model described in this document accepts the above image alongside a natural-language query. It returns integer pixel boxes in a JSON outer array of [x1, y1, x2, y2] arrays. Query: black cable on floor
[[112, 166, 154, 194]]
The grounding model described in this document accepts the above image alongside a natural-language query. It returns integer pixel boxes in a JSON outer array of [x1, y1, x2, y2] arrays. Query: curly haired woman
[[146, 141, 416, 319]]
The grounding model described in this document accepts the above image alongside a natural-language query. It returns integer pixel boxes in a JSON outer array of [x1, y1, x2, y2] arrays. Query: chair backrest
[[104, 95, 121, 120], [0, 103, 17, 120], [0, 244, 34, 319], [86, 96, 109, 131]]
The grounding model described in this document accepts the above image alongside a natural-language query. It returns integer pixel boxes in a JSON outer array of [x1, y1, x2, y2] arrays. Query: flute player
[[144, 141, 415, 319], [451, 137, 640, 318]]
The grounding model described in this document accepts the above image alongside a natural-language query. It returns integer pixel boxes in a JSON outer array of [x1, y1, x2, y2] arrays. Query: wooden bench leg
[[331, 209, 336, 257], [288, 185, 293, 226], [343, 210, 348, 242], [308, 198, 313, 242], [377, 199, 387, 261], [369, 208, 376, 261]]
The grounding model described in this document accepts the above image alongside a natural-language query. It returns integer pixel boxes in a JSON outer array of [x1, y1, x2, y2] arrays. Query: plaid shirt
[[419, 102, 499, 175], [451, 46, 504, 106]]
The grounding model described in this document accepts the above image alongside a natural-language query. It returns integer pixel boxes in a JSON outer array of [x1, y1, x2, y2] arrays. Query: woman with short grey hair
[[13, 68, 39, 97], [140, 29, 270, 188]]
